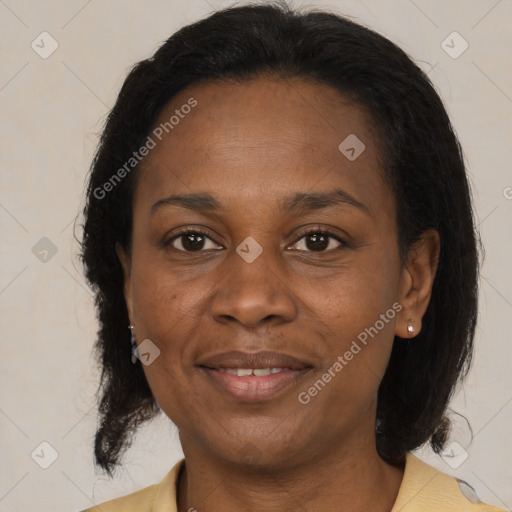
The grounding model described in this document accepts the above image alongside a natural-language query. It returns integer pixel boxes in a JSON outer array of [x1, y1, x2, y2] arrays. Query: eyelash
[[292, 228, 348, 251], [167, 228, 218, 250], [166, 227, 348, 252]]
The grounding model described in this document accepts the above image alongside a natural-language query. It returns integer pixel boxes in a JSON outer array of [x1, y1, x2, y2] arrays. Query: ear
[[396, 228, 440, 338], [116, 242, 134, 323]]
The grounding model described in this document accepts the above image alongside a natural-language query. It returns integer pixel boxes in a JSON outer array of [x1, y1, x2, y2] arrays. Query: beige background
[[0, 0, 511, 510]]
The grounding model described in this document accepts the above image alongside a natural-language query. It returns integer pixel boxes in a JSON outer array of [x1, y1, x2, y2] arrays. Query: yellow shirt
[[82, 453, 506, 511]]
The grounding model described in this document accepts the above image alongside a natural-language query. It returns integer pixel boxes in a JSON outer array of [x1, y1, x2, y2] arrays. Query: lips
[[197, 350, 313, 402], [197, 350, 311, 371]]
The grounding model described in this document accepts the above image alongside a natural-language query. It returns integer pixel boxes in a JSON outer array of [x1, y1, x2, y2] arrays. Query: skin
[[117, 76, 440, 512]]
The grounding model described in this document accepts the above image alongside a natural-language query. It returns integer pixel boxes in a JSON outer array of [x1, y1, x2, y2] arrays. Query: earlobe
[[115, 242, 134, 321], [396, 229, 440, 338]]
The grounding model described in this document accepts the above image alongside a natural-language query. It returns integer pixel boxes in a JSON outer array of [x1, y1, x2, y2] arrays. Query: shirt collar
[[152, 458, 185, 512], [151, 452, 477, 512]]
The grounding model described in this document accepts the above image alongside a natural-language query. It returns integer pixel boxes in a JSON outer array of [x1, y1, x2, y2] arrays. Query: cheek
[[301, 247, 400, 386], [130, 255, 202, 335], [299, 288, 397, 426], [128, 252, 213, 402], [132, 273, 196, 423], [305, 251, 400, 335]]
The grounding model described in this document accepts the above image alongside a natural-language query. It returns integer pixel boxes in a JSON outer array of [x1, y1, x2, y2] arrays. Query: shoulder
[[79, 459, 184, 512], [392, 453, 507, 512]]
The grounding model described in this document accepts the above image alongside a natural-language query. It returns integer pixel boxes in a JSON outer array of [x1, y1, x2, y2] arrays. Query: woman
[[80, 3, 506, 511]]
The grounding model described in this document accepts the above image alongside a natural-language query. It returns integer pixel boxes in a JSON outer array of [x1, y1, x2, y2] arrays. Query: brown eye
[[305, 233, 329, 251], [290, 231, 344, 252], [170, 231, 222, 252]]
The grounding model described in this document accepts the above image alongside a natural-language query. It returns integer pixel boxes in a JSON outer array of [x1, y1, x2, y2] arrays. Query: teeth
[[236, 368, 253, 377], [218, 368, 286, 376], [253, 368, 271, 376]]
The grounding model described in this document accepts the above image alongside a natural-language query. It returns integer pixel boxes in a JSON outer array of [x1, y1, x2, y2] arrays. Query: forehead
[[135, 76, 391, 217]]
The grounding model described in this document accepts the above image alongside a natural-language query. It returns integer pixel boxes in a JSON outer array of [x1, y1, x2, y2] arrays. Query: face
[[118, 76, 417, 469]]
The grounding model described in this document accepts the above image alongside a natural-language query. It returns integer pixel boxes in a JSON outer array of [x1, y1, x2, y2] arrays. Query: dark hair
[[81, 1, 478, 475]]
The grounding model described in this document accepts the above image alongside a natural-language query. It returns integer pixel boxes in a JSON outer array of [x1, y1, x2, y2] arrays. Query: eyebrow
[[151, 193, 221, 215], [150, 189, 370, 216], [279, 189, 370, 216]]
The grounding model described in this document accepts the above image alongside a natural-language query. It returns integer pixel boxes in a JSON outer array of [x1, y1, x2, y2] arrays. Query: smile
[[200, 366, 312, 402], [216, 367, 287, 376]]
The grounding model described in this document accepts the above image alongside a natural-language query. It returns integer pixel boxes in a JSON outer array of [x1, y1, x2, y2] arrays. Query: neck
[[176, 434, 404, 512]]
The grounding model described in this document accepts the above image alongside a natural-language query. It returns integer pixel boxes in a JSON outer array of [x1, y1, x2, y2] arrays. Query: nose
[[210, 248, 297, 329]]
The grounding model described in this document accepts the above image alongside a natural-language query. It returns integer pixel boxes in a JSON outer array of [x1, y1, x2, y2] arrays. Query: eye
[[168, 230, 223, 252], [289, 230, 345, 252]]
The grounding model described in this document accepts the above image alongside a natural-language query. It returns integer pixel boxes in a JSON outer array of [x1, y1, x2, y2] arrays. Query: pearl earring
[[407, 322, 414, 335]]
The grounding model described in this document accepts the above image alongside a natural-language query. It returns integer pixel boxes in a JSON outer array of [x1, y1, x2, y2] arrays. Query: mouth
[[213, 367, 293, 376], [196, 350, 313, 402]]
